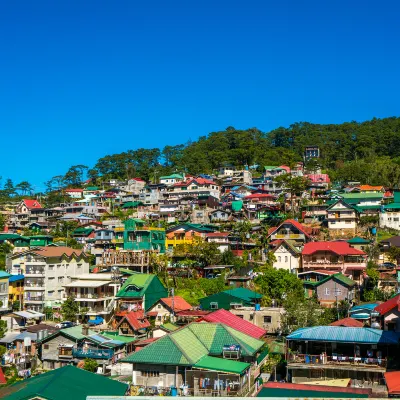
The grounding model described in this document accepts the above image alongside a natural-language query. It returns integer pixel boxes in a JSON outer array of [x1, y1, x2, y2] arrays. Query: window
[[334, 288, 342, 296], [278, 256, 281, 262], [210, 302, 218, 309], [263, 316, 272, 323], [394, 218, 399, 222], [157, 304, 162, 309], [236, 315, 244, 319], [44, 344, 49, 349], [142, 370, 160, 377], [284, 256, 288, 263], [325, 288, 330, 295]]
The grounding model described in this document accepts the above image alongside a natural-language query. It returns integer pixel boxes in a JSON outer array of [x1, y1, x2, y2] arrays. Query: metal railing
[[73, 348, 113, 359]]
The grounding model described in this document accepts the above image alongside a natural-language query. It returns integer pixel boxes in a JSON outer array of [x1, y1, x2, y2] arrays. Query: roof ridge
[[169, 326, 206, 364]]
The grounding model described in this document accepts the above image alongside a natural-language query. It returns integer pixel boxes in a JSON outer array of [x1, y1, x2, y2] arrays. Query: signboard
[[223, 344, 241, 352]]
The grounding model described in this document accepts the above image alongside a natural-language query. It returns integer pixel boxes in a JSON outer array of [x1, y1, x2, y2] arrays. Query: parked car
[[379, 262, 396, 268], [87, 316, 104, 326], [55, 321, 75, 329]]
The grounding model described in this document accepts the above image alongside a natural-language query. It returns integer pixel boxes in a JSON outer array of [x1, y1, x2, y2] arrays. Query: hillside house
[[199, 288, 262, 311], [326, 199, 360, 236], [147, 296, 192, 325], [270, 239, 302, 274], [267, 219, 313, 244]]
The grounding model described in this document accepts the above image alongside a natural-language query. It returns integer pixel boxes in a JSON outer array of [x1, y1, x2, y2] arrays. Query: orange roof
[[117, 310, 150, 331], [330, 317, 364, 327], [159, 296, 192, 312], [206, 232, 230, 238], [30, 246, 84, 258], [358, 185, 384, 191], [385, 371, 400, 395], [23, 199, 42, 209]]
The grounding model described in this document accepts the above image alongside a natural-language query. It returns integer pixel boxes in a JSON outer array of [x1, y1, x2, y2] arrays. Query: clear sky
[[0, 0, 399, 190]]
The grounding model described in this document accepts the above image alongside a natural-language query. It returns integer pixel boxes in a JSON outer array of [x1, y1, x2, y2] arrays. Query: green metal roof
[[121, 322, 264, 366], [264, 166, 278, 170], [222, 287, 263, 301], [340, 193, 383, 199], [287, 326, 400, 344], [0, 233, 21, 241], [193, 355, 250, 375], [257, 387, 368, 398], [121, 201, 143, 209], [0, 365, 128, 400], [231, 200, 243, 212], [39, 325, 97, 343], [384, 202, 400, 210], [161, 322, 179, 332], [116, 273, 154, 298], [101, 331, 137, 343], [85, 186, 99, 190], [347, 236, 371, 244], [160, 174, 184, 180], [72, 227, 94, 235], [357, 205, 381, 210]]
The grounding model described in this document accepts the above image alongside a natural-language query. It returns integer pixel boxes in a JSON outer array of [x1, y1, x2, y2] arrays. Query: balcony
[[24, 284, 45, 290], [274, 233, 304, 240], [111, 238, 124, 244], [24, 298, 45, 304], [73, 348, 113, 359]]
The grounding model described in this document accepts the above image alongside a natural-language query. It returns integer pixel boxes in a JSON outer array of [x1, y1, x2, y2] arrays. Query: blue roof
[[9, 274, 24, 283], [0, 271, 11, 279], [287, 326, 400, 344], [350, 303, 379, 311]]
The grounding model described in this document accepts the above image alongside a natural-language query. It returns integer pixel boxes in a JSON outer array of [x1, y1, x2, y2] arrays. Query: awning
[[349, 312, 370, 320], [193, 356, 250, 375], [13, 310, 45, 319], [63, 280, 111, 288], [0, 333, 19, 343]]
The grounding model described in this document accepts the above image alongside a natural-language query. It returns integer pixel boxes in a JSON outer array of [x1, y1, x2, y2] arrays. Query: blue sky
[[0, 0, 399, 190]]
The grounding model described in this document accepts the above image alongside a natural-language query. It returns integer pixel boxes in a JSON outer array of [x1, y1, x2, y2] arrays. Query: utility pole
[[171, 287, 175, 323]]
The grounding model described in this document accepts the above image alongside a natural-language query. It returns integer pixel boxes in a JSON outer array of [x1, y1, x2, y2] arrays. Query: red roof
[[206, 232, 230, 238], [23, 199, 42, 209], [65, 188, 83, 192], [117, 310, 150, 331], [0, 367, 6, 385], [135, 337, 159, 346], [244, 193, 275, 200], [259, 382, 371, 396], [198, 309, 266, 339], [268, 219, 311, 238], [385, 371, 400, 395], [175, 310, 210, 317], [302, 241, 367, 256], [330, 317, 364, 327], [306, 173, 331, 183], [374, 293, 400, 316], [159, 296, 192, 312], [278, 165, 291, 172], [173, 178, 215, 187]]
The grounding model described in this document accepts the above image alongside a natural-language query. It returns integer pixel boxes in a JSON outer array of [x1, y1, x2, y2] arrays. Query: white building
[[326, 199, 359, 235], [205, 232, 230, 253], [271, 240, 302, 274], [159, 174, 184, 186], [9, 246, 90, 312], [380, 203, 400, 231], [0, 271, 10, 310]]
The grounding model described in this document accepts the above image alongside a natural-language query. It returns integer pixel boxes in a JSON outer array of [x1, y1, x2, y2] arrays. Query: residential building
[[209, 209, 232, 223], [116, 273, 168, 312], [9, 246, 89, 312], [121, 322, 266, 396], [0, 271, 10, 311], [65, 188, 83, 199], [205, 232, 230, 253], [326, 199, 360, 236], [305, 174, 331, 190], [199, 287, 262, 311], [374, 294, 400, 331], [347, 236, 371, 251], [8, 274, 24, 310], [1, 365, 128, 399], [198, 308, 266, 338], [380, 192, 400, 230], [166, 178, 221, 200], [301, 241, 367, 284], [159, 174, 184, 186], [63, 273, 119, 322], [38, 325, 133, 371], [114, 310, 150, 337], [147, 296, 192, 325], [138, 183, 166, 206], [270, 239, 302, 274], [165, 223, 215, 250], [119, 178, 146, 193], [286, 326, 400, 392], [330, 317, 364, 327], [267, 219, 313, 244]]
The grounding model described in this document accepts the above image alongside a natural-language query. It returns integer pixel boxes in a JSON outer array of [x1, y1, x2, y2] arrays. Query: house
[[152, 322, 180, 338], [119, 178, 146, 193], [199, 287, 262, 311], [205, 232, 230, 253], [72, 227, 95, 243], [347, 236, 371, 251], [116, 273, 168, 312], [358, 185, 385, 193], [65, 188, 83, 199], [209, 209, 232, 223], [159, 174, 184, 186], [121, 322, 266, 396], [305, 174, 331, 190], [8, 274, 24, 310], [330, 317, 364, 327], [147, 296, 192, 325], [304, 273, 356, 307], [229, 306, 284, 334], [286, 326, 400, 391], [165, 223, 215, 250], [38, 325, 132, 371], [0, 365, 128, 400], [0, 271, 10, 311], [326, 199, 360, 236], [349, 303, 381, 322], [197, 308, 266, 338], [9, 246, 90, 312], [114, 310, 151, 337], [63, 273, 118, 323], [380, 192, 400, 230], [267, 219, 313, 244], [166, 178, 221, 200], [374, 293, 400, 331], [15, 199, 43, 214], [123, 218, 166, 253], [270, 240, 302, 274], [301, 241, 367, 284]]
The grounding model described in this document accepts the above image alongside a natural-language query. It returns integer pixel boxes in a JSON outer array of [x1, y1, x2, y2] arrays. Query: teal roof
[[257, 386, 368, 398], [116, 274, 155, 298], [287, 326, 400, 344], [121, 201, 143, 209], [222, 287, 262, 301], [340, 192, 383, 200], [347, 236, 370, 244], [0, 271, 11, 279], [160, 174, 184, 180], [0, 365, 128, 400], [384, 203, 400, 210], [122, 322, 264, 366], [231, 200, 243, 212], [39, 325, 97, 343]]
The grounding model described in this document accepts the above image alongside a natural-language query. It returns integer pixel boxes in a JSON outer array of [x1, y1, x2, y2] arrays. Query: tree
[[15, 181, 33, 196], [0, 319, 7, 338], [63, 165, 88, 187], [3, 179, 15, 197], [83, 358, 98, 373], [61, 296, 80, 321], [388, 247, 400, 264]]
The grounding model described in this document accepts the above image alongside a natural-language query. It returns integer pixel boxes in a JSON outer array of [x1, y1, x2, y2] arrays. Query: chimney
[[82, 324, 89, 336]]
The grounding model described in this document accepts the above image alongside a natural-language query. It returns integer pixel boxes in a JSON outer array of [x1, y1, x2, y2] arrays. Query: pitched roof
[[159, 296, 192, 312], [0, 271, 10, 279], [358, 185, 384, 191], [306, 174, 331, 183], [244, 193, 275, 200], [206, 232, 230, 238], [22, 199, 42, 209], [116, 273, 155, 298], [330, 317, 364, 327], [160, 322, 179, 332], [287, 326, 400, 344], [302, 241, 366, 256], [199, 309, 266, 339], [314, 273, 356, 288], [122, 322, 264, 366], [384, 371, 400, 395], [272, 239, 301, 255], [0, 365, 128, 400], [14, 246, 85, 259], [222, 287, 263, 301], [39, 325, 97, 343], [374, 293, 400, 315], [117, 310, 150, 331], [268, 219, 311, 238], [347, 236, 371, 244]]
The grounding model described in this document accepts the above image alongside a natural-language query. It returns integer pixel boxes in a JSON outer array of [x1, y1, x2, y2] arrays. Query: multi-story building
[[326, 199, 360, 236], [166, 178, 220, 200], [8, 274, 24, 310], [0, 271, 10, 311], [159, 174, 184, 186], [267, 219, 313, 245], [9, 246, 89, 312], [123, 219, 165, 253]]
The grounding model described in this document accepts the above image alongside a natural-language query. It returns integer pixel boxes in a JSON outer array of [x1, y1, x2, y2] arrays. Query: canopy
[[193, 355, 250, 375], [64, 280, 110, 288]]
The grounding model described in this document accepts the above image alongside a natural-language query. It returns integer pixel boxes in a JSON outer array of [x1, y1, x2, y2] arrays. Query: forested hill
[[88, 117, 400, 187]]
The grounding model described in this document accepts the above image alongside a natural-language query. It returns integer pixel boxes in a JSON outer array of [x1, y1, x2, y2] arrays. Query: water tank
[[371, 321, 381, 329], [37, 330, 44, 341], [255, 304, 261, 311]]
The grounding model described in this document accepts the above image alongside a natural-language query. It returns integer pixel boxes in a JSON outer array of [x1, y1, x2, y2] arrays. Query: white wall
[[273, 246, 299, 273]]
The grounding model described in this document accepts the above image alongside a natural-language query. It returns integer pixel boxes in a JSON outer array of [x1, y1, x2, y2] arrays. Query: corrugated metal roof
[[287, 326, 400, 344], [193, 355, 249, 374]]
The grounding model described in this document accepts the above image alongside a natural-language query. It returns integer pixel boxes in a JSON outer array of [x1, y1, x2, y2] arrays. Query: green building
[[199, 287, 263, 311], [123, 218, 166, 253], [116, 273, 168, 311], [0, 234, 53, 248]]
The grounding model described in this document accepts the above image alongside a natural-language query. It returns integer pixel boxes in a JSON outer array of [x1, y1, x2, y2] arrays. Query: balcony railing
[[73, 348, 114, 359], [288, 353, 387, 368], [274, 234, 303, 239]]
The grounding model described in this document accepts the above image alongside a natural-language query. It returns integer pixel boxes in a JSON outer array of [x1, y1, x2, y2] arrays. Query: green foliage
[[173, 238, 222, 267], [255, 268, 303, 306], [363, 288, 395, 302], [61, 296, 80, 321], [0, 319, 7, 338], [0, 242, 12, 270], [387, 246, 400, 263], [0, 345, 6, 357], [83, 358, 99, 373], [12, 301, 20, 311]]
